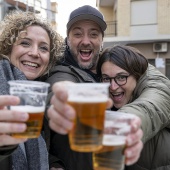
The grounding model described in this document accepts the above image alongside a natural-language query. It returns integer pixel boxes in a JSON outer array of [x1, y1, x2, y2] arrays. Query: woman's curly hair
[[0, 10, 64, 75]]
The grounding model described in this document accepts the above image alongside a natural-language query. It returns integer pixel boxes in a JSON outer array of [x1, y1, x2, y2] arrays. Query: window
[[131, 0, 157, 26]]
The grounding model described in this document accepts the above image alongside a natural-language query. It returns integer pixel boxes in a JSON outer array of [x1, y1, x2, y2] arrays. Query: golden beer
[[11, 105, 44, 138], [93, 144, 125, 170], [93, 111, 135, 170], [68, 100, 107, 152]]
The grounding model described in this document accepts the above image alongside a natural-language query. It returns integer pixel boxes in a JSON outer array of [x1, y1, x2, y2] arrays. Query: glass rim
[[65, 82, 110, 87], [8, 80, 50, 87], [105, 110, 136, 119]]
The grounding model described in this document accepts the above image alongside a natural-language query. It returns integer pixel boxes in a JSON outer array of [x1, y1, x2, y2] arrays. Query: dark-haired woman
[[97, 45, 170, 170]]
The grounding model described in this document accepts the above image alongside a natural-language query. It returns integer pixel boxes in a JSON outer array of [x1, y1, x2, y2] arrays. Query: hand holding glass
[[66, 83, 109, 152], [8, 80, 49, 139], [93, 111, 136, 170]]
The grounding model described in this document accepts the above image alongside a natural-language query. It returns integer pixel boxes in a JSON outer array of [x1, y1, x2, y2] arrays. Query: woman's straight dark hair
[[97, 45, 148, 80]]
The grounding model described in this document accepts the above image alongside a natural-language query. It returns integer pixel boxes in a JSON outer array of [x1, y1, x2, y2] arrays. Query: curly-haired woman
[[0, 10, 63, 170]]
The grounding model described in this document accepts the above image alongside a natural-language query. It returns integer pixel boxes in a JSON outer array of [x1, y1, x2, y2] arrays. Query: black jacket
[[45, 61, 97, 170]]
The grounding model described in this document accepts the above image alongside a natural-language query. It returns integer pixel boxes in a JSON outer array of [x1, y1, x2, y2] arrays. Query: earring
[[100, 45, 103, 52], [66, 40, 70, 51]]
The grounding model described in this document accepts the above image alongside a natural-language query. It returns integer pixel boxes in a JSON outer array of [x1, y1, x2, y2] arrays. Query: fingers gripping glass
[[101, 75, 130, 86]]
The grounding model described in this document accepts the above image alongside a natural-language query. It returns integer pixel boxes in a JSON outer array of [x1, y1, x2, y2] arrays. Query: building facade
[[97, 0, 170, 78], [0, 0, 58, 30]]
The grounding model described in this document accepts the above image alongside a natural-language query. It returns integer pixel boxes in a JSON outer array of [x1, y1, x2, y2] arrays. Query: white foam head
[[10, 105, 45, 113], [102, 134, 126, 146], [68, 96, 108, 103]]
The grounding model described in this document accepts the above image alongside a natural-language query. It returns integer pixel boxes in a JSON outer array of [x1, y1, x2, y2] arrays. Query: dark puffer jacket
[[45, 65, 96, 170]]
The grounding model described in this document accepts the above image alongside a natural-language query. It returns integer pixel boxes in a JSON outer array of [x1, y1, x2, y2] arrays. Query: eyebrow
[[102, 72, 129, 76], [72, 27, 100, 32], [19, 37, 50, 46]]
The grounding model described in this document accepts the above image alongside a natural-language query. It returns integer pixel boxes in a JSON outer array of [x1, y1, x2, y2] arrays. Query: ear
[[65, 38, 70, 51], [101, 42, 103, 49], [100, 42, 104, 52], [66, 38, 70, 46]]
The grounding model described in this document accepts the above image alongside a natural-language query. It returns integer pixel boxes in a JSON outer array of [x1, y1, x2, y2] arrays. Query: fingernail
[[21, 138, 28, 142], [133, 124, 138, 131], [59, 92, 66, 101], [20, 113, 28, 121], [65, 106, 74, 120], [10, 96, 19, 104], [17, 124, 26, 131]]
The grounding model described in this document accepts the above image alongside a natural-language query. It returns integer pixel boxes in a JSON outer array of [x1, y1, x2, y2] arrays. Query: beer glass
[[66, 83, 109, 152], [93, 111, 136, 170], [8, 80, 50, 138]]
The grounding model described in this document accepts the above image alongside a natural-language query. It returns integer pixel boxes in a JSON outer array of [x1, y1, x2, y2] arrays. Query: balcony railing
[[105, 21, 117, 37]]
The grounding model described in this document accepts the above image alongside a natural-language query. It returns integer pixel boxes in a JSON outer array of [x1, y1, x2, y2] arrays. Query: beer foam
[[68, 96, 108, 103], [102, 134, 126, 146], [10, 105, 45, 113]]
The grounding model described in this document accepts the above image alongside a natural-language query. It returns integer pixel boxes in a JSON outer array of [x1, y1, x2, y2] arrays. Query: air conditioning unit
[[153, 43, 168, 53]]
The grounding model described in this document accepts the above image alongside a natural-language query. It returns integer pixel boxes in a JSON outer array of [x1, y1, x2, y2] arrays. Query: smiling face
[[10, 25, 50, 80], [101, 61, 137, 109], [67, 20, 103, 72]]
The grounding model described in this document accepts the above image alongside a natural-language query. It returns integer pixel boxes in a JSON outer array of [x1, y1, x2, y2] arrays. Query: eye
[[40, 46, 49, 53], [73, 32, 82, 37], [101, 77, 110, 82], [20, 41, 30, 47], [90, 32, 98, 38], [116, 75, 127, 81]]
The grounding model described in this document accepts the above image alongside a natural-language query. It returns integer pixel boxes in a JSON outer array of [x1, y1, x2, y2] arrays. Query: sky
[[55, 0, 96, 38]]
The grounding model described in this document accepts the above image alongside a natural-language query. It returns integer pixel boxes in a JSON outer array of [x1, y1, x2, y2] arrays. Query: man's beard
[[70, 50, 99, 70]]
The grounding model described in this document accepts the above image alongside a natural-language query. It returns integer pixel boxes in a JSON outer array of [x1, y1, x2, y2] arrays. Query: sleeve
[[44, 68, 78, 170], [49, 153, 66, 169], [0, 145, 18, 162], [119, 77, 170, 144], [46, 67, 79, 88]]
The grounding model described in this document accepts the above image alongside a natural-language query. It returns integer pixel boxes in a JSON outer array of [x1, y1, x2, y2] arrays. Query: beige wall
[[127, 43, 170, 75], [101, 0, 170, 36], [98, 6, 114, 22], [99, 0, 170, 77], [158, 0, 170, 34], [117, 0, 130, 36]]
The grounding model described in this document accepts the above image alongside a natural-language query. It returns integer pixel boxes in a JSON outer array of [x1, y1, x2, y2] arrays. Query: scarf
[[0, 59, 49, 170]]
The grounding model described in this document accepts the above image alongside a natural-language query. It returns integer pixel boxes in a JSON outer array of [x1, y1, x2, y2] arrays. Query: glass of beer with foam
[[66, 83, 109, 152], [93, 111, 136, 170], [8, 80, 50, 139]]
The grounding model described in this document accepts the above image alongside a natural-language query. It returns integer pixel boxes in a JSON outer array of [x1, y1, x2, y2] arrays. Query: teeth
[[112, 93, 122, 96], [23, 61, 38, 67], [81, 49, 91, 52]]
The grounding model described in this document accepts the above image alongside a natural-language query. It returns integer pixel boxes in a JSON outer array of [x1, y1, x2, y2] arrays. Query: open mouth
[[80, 49, 92, 61], [110, 92, 124, 102], [22, 61, 39, 68]]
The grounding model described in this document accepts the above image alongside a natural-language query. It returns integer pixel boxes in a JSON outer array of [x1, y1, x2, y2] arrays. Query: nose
[[109, 79, 119, 90], [81, 35, 91, 45], [28, 46, 39, 57]]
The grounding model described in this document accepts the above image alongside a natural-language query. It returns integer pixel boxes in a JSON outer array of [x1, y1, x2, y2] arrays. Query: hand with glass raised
[[48, 81, 143, 165], [0, 95, 28, 146]]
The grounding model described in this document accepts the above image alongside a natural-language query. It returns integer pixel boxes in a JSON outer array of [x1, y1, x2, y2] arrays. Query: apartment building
[[0, 0, 58, 30], [96, 0, 170, 78]]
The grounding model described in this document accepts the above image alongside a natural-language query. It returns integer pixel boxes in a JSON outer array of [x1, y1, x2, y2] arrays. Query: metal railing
[[105, 21, 117, 37]]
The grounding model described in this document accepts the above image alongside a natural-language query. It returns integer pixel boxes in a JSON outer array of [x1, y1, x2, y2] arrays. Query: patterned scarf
[[0, 59, 49, 170]]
